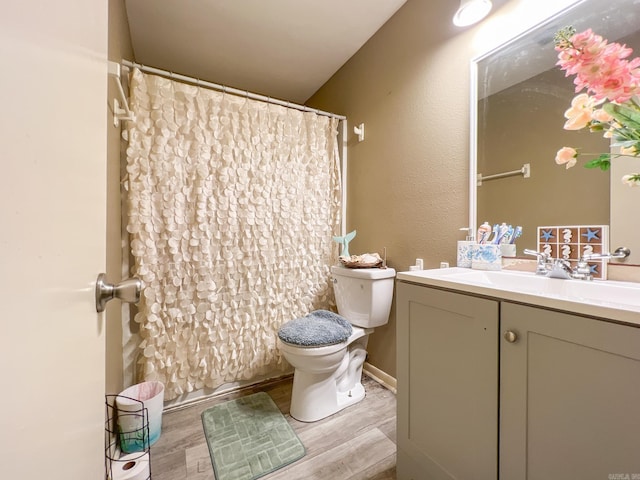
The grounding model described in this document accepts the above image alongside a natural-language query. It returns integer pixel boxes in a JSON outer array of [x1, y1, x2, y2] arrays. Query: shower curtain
[[124, 68, 341, 400]]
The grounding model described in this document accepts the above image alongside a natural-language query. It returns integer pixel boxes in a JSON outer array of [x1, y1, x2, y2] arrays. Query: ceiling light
[[453, 0, 492, 27]]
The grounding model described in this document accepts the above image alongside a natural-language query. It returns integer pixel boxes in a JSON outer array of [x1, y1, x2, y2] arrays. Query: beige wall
[[309, 0, 473, 378], [307, 0, 578, 377], [106, 0, 134, 395]]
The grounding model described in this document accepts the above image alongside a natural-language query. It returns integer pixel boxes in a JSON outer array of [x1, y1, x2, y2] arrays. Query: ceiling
[[124, 0, 408, 103]]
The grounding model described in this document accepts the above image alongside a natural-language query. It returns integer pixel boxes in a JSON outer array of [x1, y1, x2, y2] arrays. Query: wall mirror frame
[[469, 0, 640, 264]]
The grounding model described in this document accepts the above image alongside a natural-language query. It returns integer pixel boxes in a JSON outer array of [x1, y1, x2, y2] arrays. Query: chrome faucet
[[524, 249, 573, 278], [525, 247, 631, 280], [548, 258, 574, 279]]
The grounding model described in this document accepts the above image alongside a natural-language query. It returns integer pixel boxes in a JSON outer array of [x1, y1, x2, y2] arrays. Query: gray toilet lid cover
[[278, 310, 353, 347]]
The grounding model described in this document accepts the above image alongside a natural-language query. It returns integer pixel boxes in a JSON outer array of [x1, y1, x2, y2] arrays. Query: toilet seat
[[279, 326, 368, 356]]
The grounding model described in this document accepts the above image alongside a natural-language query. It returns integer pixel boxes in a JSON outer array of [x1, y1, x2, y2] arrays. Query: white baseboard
[[363, 362, 397, 394]]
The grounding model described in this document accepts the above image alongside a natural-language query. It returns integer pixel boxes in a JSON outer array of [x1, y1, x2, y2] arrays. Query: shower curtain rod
[[121, 60, 346, 120]]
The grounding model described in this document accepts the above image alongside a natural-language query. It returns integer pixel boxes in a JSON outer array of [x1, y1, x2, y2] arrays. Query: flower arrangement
[[554, 26, 640, 186]]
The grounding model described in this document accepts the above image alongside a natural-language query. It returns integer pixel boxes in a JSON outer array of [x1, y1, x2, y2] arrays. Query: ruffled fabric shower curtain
[[124, 69, 341, 400]]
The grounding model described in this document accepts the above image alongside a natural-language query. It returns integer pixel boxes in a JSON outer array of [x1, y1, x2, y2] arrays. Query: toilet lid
[[278, 310, 353, 347]]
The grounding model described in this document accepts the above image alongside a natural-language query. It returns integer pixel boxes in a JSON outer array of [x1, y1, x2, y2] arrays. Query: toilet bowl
[[278, 266, 396, 422]]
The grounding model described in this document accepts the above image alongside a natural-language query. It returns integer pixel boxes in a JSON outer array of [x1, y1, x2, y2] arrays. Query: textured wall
[[307, 0, 578, 377]]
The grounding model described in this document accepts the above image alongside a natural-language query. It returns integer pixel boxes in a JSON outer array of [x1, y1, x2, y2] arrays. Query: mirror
[[471, 0, 640, 263]]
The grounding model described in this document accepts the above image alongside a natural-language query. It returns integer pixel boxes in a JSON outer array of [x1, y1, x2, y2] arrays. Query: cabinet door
[[397, 282, 499, 480], [501, 302, 640, 479]]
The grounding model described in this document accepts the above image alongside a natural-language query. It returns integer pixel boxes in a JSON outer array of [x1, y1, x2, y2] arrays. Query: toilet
[[277, 265, 396, 422]]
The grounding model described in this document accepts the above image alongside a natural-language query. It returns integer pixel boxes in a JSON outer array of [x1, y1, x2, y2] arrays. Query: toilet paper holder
[[95, 273, 142, 313]]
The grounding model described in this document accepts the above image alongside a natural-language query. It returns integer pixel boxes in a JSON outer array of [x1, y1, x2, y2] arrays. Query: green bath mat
[[201, 392, 305, 480]]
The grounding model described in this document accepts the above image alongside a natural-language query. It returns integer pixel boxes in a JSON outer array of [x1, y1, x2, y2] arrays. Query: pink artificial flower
[[555, 147, 578, 169], [620, 145, 639, 156], [563, 93, 595, 130], [556, 29, 607, 75], [622, 174, 640, 186], [556, 29, 640, 103], [591, 108, 613, 123]]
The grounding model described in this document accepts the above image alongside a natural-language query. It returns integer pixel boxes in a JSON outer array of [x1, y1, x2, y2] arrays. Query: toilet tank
[[330, 265, 396, 328]]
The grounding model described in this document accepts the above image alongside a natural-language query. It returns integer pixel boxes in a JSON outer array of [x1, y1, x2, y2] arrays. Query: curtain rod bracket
[[354, 123, 365, 142], [108, 61, 135, 127]]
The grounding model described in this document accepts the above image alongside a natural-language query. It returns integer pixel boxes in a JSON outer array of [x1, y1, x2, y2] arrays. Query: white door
[[0, 1, 107, 479]]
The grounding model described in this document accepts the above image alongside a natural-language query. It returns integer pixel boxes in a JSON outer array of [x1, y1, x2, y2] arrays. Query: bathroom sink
[[397, 267, 640, 325], [443, 270, 640, 307], [560, 280, 640, 309], [440, 269, 554, 293]]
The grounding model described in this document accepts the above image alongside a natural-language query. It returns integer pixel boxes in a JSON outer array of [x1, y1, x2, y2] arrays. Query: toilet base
[[337, 381, 365, 410], [284, 331, 371, 422], [289, 373, 366, 423]]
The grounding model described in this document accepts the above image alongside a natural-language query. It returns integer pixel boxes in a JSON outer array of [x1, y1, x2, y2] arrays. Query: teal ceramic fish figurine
[[333, 230, 356, 257]]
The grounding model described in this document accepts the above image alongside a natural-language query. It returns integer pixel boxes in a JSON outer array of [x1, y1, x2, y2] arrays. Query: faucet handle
[[574, 247, 631, 281], [523, 249, 549, 260], [523, 249, 550, 275], [581, 246, 631, 262]]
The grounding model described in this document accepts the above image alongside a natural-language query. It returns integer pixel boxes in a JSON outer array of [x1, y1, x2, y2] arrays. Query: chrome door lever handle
[[95, 273, 142, 313]]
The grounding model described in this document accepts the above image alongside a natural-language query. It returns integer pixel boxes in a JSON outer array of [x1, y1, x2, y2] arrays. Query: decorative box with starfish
[[537, 225, 609, 280]]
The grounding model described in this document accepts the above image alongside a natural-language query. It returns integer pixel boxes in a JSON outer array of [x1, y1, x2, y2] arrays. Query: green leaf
[[583, 153, 611, 171], [604, 103, 640, 132], [611, 140, 638, 148]]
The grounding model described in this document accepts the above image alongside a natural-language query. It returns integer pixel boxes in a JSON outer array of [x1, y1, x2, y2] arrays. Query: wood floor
[[150, 374, 397, 480]]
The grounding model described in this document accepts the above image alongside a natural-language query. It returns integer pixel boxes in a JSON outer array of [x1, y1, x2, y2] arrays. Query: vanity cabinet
[[500, 302, 640, 479], [397, 281, 640, 480], [396, 282, 499, 480]]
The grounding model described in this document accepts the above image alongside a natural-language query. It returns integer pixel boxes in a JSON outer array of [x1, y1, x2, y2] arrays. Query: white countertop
[[397, 267, 640, 327]]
